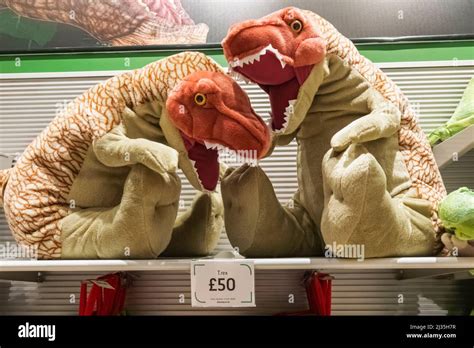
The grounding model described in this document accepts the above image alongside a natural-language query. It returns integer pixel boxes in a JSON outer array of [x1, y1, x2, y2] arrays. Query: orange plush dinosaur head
[[222, 7, 326, 133], [165, 70, 270, 191]]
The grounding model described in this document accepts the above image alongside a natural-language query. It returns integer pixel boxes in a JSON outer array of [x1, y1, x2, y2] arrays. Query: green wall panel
[[0, 41, 472, 74]]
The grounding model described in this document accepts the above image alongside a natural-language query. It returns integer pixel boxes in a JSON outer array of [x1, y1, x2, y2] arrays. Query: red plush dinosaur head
[[222, 7, 326, 133], [166, 70, 270, 191]]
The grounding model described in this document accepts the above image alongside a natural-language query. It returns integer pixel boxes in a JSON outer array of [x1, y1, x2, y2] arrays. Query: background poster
[[0, 0, 472, 53]]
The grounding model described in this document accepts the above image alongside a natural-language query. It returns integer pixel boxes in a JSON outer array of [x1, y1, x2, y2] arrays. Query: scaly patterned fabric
[[304, 10, 447, 214], [1, 0, 208, 45], [2, 52, 220, 258]]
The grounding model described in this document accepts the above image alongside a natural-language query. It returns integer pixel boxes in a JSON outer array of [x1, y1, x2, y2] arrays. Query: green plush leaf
[[439, 187, 474, 240], [429, 77, 474, 145], [0, 9, 57, 46]]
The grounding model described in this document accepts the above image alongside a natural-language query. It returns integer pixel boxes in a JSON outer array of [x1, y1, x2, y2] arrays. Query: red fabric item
[[275, 271, 332, 316], [79, 272, 129, 316], [79, 281, 87, 315], [305, 272, 332, 316]]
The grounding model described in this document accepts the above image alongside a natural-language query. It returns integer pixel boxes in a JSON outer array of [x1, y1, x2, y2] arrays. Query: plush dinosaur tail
[[0, 168, 11, 207]]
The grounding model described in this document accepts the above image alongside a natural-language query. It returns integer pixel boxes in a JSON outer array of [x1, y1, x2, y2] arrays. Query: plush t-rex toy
[[221, 7, 447, 258], [0, 51, 270, 259]]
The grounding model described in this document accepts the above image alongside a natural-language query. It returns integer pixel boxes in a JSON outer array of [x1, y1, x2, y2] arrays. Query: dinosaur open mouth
[[182, 131, 265, 191], [180, 132, 220, 191], [229, 45, 313, 133]]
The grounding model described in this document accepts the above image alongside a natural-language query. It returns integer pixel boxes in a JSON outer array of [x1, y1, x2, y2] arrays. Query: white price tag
[[190, 260, 255, 307]]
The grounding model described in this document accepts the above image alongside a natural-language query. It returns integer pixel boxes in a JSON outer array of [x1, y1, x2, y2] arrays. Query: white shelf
[[0, 257, 473, 272], [433, 125, 474, 169]]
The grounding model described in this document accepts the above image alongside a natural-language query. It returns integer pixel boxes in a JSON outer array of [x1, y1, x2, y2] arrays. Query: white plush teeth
[[204, 140, 220, 150], [217, 144, 227, 152], [204, 140, 231, 152], [203, 140, 231, 153], [284, 99, 297, 117], [273, 99, 296, 133], [273, 127, 285, 134], [189, 159, 207, 190], [264, 44, 287, 68], [229, 44, 287, 69], [228, 68, 252, 84]]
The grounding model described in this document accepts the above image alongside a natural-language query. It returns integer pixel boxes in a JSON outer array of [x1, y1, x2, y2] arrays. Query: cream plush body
[[0, 52, 270, 259], [221, 7, 447, 258]]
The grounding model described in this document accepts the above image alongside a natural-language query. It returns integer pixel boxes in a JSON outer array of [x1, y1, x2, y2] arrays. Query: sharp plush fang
[[203, 140, 234, 155], [265, 44, 287, 68], [189, 159, 208, 191], [274, 99, 297, 134], [284, 99, 296, 117], [229, 44, 287, 69], [228, 68, 252, 84], [204, 140, 224, 150]]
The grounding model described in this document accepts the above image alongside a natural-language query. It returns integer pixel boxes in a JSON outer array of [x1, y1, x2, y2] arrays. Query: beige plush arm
[[331, 93, 401, 152], [93, 125, 179, 175], [221, 165, 323, 257]]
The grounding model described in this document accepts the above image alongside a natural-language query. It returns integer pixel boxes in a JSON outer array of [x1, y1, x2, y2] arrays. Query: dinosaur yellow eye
[[194, 93, 206, 106], [290, 19, 303, 33]]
